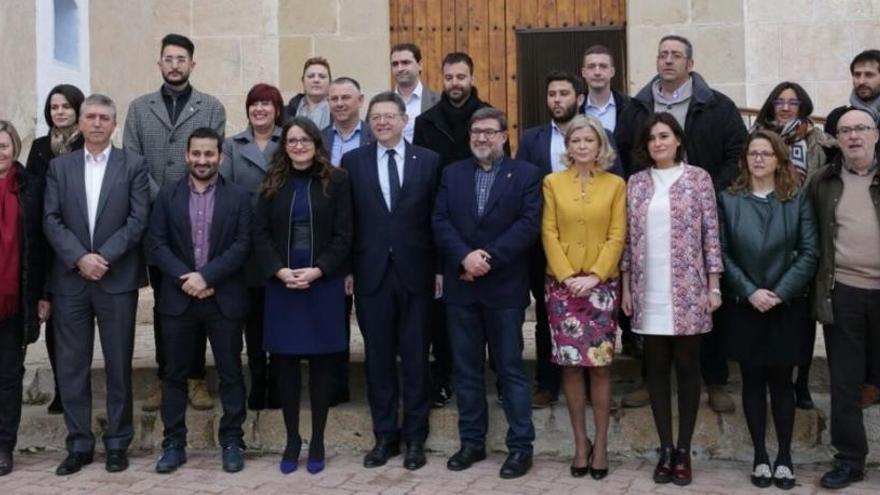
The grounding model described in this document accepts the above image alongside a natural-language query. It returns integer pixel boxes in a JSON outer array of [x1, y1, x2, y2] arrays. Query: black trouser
[[244, 287, 275, 404], [700, 313, 728, 386], [429, 298, 452, 389], [644, 335, 702, 451], [740, 363, 795, 466], [275, 353, 335, 461], [150, 265, 206, 380], [529, 259, 559, 396], [0, 315, 24, 453], [824, 283, 880, 470], [160, 299, 246, 449]]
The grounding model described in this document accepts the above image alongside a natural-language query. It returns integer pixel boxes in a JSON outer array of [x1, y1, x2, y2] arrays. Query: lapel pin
[[507, 172, 512, 178]]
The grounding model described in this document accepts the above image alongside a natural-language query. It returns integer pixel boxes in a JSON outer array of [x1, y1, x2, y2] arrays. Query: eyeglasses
[[772, 99, 801, 108], [470, 128, 503, 139], [161, 56, 190, 66], [838, 124, 877, 136], [747, 150, 775, 160], [657, 51, 687, 61], [369, 113, 401, 123], [285, 137, 314, 148]]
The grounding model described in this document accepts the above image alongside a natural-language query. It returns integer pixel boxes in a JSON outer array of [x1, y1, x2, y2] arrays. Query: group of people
[[0, 30, 878, 492]]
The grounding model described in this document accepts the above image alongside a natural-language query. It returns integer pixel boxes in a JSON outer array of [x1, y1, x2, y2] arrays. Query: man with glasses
[[433, 108, 540, 479], [124, 33, 226, 414], [615, 34, 746, 413], [342, 92, 441, 471], [810, 108, 880, 490]]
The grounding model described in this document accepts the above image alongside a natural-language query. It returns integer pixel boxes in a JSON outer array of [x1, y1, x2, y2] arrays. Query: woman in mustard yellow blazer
[[542, 115, 626, 480]]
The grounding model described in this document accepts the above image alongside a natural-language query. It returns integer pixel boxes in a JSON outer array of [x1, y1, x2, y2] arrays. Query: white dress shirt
[[396, 81, 423, 142], [376, 139, 406, 209], [584, 92, 617, 132], [550, 121, 566, 172], [84, 145, 112, 242]]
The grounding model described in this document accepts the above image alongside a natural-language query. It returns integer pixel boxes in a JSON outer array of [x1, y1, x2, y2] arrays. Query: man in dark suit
[[322, 77, 375, 167], [43, 94, 150, 475], [515, 71, 623, 409], [148, 128, 252, 474], [433, 107, 541, 479], [343, 92, 441, 471], [391, 43, 441, 142]]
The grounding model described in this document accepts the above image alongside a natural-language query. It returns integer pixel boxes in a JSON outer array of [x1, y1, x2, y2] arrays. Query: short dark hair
[[442, 52, 474, 73], [470, 107, 507, 132], [302, 56, 332, 79], [544, 70, 585, 95], [245, 83, 284, 127], [582, 44, 615, 66], [161, 33, 195, 58], [659, 34, 693, 59], [43, 84, 85, 129], [187, 127, 223, 154], [850, 49, 880, 73], [755, 81, 814, 127], [331, 76, 361, 91], [391, 43, 422, 63], [367, 91, 406, 115], [633, 112, 686, 170]]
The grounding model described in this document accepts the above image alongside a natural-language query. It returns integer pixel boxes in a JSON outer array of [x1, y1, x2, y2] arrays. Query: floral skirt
[[545, 274, 619, 367]]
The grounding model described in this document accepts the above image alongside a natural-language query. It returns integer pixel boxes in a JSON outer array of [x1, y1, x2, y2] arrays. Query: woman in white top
[[621, 113, 723, 487]]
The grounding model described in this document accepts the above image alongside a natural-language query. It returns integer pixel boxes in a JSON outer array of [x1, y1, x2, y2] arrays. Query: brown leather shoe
[[532, 389, 557, 409], [653, 446, 674, 483], [707, 385, 735, 414], [860, 384, 880, 408], [141, 382, 162, 412], [188, 379, 214, 410], [621, 385, 650, 408], [671, 448, 692, 486]]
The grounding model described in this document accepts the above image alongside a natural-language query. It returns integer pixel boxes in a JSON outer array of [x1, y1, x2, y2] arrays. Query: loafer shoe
[[56, 451, 93, 476], [447, 446, 486, 471], [105, 449, 129, 472], [750, 463, 772, 488], [403, 441, 426, 471], [222, 445, 245, 473], [363, 438, 400, 468]]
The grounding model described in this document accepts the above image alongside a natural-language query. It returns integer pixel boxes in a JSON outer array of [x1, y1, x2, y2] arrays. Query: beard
[[548, 101, 579, 124], [163, 71, 191, 87]]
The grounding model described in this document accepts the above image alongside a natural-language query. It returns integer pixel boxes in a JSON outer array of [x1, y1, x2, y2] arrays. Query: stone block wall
[[0, 1, 37, 150]]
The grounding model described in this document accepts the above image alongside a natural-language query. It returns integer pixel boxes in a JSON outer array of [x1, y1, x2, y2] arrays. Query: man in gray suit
[[44, 94, 150, 475], [124, 33, 226, 412], [322, 77, 375, 167], [391, 43, 441, 142]]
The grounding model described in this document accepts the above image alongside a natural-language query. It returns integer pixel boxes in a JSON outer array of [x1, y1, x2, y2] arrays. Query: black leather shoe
[[222, 445, 245, 473], [56, 451, 93, 475], [155, 446, 187, 474], [820, 463, 864, 490], [0, 450, 12, 476], [363, 438, 400, 468], [446, 446, 486, 471], [499, 451, 532, 479], [403, 441, 427, 471], [105, 449, 129, 472]]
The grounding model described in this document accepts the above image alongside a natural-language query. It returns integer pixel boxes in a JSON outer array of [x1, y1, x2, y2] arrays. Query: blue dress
[[263, 175, 347, 356]]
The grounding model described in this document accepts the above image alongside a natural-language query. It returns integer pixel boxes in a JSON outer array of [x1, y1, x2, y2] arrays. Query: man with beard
[[415, 51, 506, 408], [515, 71, 622, 409], [826, 50, 880, 138], [433, 107, 541, 479], [148, 128, 252, 474], [124, 33, 226, 413], [391, 43, 441, 143]]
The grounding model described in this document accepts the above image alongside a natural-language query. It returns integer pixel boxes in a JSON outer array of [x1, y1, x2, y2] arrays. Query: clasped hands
[[748, 288, 781, 313], [460, 249, 491, 282], [180, 272, 214, 299], [276, 267, 322, 290], [564, 274, 600, 297], [76, 253, 109, 281]]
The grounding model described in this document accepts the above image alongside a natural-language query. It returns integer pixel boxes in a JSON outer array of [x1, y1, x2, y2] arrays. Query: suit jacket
[[342, 141, 441, 295], [420, 85, 441, 112], [432, 156, 542, 308], [43, 147, 150, 295], [321, 121, 375, 160], [123, 86, 226, 198], [148, 176, 252, 319], [516, 123, 624, 178]]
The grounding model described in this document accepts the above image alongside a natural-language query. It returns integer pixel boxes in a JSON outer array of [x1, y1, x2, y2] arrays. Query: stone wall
[[0, 2, 37, 151]]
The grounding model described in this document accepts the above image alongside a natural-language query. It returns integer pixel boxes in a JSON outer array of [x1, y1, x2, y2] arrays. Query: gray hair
[[81, 93, 117, 119]]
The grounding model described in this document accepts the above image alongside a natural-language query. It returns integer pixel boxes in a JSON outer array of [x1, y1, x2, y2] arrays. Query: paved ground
[[3, 451, 878, 495]]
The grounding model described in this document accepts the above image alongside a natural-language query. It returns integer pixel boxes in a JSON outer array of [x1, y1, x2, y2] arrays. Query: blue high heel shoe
[[306, 459, 325, 474], [279, 458, 298, 474]]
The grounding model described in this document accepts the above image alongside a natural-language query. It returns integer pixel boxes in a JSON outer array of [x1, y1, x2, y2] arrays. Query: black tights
[[740, 363, 795, 467], [274, 354, 335, 461], [644, 335, 702, 451]]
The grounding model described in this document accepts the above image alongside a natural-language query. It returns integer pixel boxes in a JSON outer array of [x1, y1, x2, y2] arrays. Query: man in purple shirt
[[147, 128, 253, 474]]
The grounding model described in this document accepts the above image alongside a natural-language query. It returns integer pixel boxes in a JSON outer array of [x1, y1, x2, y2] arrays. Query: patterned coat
[[620, 164, 723, 335]]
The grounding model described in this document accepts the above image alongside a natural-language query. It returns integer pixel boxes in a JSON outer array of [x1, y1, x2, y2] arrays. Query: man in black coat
[[615, 35, 747, 413]]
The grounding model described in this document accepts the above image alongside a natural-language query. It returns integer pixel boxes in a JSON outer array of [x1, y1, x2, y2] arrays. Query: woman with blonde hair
[[542, 114, 626, 479]]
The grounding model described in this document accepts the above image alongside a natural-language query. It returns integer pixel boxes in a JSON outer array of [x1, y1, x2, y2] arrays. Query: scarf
[[439, 87, 483, 162], [0, 165, 21, 319], [777, 119, 809, 182], [50, 126, 82, 156], [849, 90, 880, 124]]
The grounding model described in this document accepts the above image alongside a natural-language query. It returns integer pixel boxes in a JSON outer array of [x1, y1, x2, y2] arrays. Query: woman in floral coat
[[620, 113, 723, 487], [542, 115, 626, 480]]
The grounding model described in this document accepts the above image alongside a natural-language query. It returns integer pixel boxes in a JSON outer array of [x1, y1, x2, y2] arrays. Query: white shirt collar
[[586, 93, 616, 112], [377, 139, 406, 158], [396, 80, 423, 102], [84, 144, 112, 164]]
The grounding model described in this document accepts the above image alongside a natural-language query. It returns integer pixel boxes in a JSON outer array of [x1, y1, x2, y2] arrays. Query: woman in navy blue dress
[[253, 117, 352, 474]]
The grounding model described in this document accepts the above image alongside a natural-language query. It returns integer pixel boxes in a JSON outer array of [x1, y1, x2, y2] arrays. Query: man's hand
[[38, 300, 51, 321], [434, 274, 443, 298], [76, 253, 109, 281], [180, 272, 208, 297], [194, 288, 215, 299], [345, 274, 354, 296], [461, 249, 491, 277]]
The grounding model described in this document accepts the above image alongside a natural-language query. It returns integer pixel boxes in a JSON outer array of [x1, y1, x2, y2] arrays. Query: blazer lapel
[[148, 94, 174, 131], [478, 158, 514, 221], [240, 139, 268, 172], [540, 125, 553, 174], [365, 144, 390, 213], [95, 148, 123, 224], [71, 153, 89, 231], [173, 91, 202, 130], [172, 180, 195, 267], [208, 180, 230, 259], [398, 142, 418, 204]]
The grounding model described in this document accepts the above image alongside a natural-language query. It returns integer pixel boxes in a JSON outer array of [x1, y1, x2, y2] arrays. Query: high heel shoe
[[653, 446, 674, 484], [590, 448, 609, 480], [306, 459, 325, 474], [570, 440, 592, 478], [279, 458, 298, 474], [279, 438, 301, 474]]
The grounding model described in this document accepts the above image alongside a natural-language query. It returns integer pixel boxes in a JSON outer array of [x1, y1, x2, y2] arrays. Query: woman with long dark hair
[[24, 84, 85, 414], [253, 117, 352, 475]]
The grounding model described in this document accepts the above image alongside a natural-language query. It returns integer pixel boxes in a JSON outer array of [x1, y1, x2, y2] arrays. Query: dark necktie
[[387, 149, 401, 210]]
